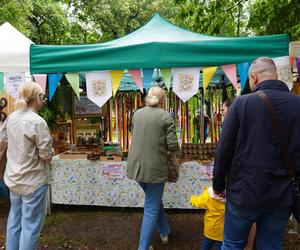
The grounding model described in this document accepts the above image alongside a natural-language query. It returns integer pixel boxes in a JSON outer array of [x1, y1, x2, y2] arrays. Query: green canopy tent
[[30, 13, 289, 74]]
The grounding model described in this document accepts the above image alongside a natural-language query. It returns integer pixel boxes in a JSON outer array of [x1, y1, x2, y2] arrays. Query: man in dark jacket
[[213, 57, 300, 250]]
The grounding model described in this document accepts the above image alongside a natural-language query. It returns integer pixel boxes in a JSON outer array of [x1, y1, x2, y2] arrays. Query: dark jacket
[[127, 106, 179, 183], [213, 80, 300, 210]]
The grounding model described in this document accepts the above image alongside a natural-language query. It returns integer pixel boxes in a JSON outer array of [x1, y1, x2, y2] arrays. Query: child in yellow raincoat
[[190, 186, 225, 250]]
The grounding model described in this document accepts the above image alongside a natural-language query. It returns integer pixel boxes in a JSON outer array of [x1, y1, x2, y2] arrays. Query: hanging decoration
[[5, 72, 25, 99], [273, 56, 293, 91], [48, 73, 62, 101], [296, 58, 300, 79], [142, 69, 154, 92], [86, 71, 112, 108], [221, 64, 239, 91], [237, 62, 250, 92], [0, 73, 4, 94], [203, 66, 217, 94], [33, 74, 47, 94], [160, 68, 172, 90], [65, 73, 80, 99], [128, 69, 143, 93], [173, 67, 200, 102], [111, 70, 124, 96]]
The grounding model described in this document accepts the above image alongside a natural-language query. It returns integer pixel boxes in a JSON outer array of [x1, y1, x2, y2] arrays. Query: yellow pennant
[[203, 66, 218, 94], [111, 70, 124, 96]]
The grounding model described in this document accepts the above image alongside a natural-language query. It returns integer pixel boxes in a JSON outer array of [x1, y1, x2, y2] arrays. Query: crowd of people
[[0, 56, 299, 250]]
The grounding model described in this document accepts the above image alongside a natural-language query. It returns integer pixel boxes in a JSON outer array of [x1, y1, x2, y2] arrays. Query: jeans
[[222, 199, 291, 250], [201, 236, 222, 250], [6, 184, 48, 250], [138, 182, 170, 250]]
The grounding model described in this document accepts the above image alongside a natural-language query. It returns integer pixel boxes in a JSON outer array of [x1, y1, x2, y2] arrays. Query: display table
[[50, 156, 213, 209]]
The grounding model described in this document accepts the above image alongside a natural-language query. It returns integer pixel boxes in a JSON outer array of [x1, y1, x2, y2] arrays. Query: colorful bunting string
[[33, 74, 47, 94], [65, 73, 80, 99], [128, 69, 143, 93], [142, 69, 154, 93], [203, 66, 217, 94], [237, 62, 250, 92], [221, 64, 239, 91], [48, 74, 62, 101], [111, 70, 124, 96], [0, 73, 4, 94], [160, 68, 172, 90]]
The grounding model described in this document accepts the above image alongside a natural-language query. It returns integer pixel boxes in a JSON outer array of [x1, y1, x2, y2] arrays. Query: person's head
[[15, 81, 45, 111], [248, 57, 278, 91], [222, 99, 232, 118], [145, 86, 166, 109]]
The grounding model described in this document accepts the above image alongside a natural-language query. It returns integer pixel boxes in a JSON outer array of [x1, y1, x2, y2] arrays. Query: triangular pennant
[[0, 73, 4, 94], [86, 71, 112, 108], [273, 56, 293, 91], [142, 69, 154, 92], [290, 56, 295, 65], [128, 69, 143, 93], [48, 74, 62, 101], [237, 62, 250, 92], [160, 68, 172, 90], [33, 74, 47, 94], [203, 66, 217, 94], [4, 72, 25, 99], [173, 67, 200, 102], [65, 73, 80, 99], [111, 70, 124, 96], [296, 58, 300, 78], [221, 64, 239, 91]]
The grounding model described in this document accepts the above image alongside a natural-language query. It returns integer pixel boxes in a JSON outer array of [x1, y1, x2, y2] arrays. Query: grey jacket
[[127, 106, 179, 183]]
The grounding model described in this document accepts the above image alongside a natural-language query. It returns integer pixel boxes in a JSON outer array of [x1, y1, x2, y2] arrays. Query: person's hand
[[213, 189, 225, 199]]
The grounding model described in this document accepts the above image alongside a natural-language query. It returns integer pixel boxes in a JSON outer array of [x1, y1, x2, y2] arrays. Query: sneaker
[[149, 245, 154, 250], [160, 235, 169, 245]]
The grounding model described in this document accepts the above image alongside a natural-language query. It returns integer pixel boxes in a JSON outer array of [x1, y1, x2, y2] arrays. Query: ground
[[1, 199, 300, 250]]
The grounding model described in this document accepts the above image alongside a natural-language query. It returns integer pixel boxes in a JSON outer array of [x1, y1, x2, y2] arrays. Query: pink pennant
[[128, 69, 143, 93], [33, 74, 47, 94], [221, 64, 239, 91]]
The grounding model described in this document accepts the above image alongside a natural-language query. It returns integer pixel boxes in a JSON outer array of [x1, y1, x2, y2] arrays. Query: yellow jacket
[[190, 187, 225, 241]]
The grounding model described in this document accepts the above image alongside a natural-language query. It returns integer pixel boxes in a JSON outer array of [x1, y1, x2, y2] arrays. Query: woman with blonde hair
[[0, 81, 53, 250], [127, 86, 179, 250]]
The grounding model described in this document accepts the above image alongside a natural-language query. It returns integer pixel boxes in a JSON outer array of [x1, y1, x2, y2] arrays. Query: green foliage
[[248, 0, 300, 40], [173, 0, 249, 36]]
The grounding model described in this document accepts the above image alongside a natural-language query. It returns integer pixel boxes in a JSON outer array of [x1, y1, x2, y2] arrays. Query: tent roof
[[0, 22, 33, 73], [30, 13, 289, 74]]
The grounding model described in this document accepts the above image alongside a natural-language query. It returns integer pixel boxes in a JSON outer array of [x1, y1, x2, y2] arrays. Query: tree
[[248, 0, 300, 41], [67, 0, 177, 43], [173, 0, 249, 37]]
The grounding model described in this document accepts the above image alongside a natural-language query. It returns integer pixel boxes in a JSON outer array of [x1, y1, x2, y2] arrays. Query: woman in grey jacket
[[127, 86, 179, 250]]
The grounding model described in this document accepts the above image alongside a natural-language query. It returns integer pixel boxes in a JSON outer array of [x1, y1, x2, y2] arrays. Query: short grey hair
[[248, 57, 278, 77]]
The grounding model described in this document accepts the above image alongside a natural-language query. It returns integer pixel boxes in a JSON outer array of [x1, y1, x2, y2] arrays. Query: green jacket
[[127, 106, 179, 183]]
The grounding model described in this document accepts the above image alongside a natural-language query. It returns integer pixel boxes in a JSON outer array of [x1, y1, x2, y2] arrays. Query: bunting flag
[[128, 69, 143, 92], [290, 56, 295, 65], [33, 74, 47, 94], [5, 72, 25, 99], [173, 67, 200, 102], [160, 68, 172, 90], [273, 56, 293, 91], [111, 70, 124, 96], [48, 74, 62, 101], [142, 69, 154, 92], [203, 66, 217, 94], [237, 62, 250, 92], [65, 73, 80, 99], [221, 64, 239, 91], [86, 71, 112, 108], [296, 58, 300, 78], [0, 73, 4, 94]]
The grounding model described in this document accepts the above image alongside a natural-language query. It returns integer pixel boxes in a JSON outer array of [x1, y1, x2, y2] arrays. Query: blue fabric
[[222, 199, 291, 250], [213, 80, 300, 210], [0, 180, 9, 199], [201, 236, 222, 250], [138, 182, 170, 250], [6, 185, 48, 250], [142, 69, 154, 93], [48, 74, 62, 101], [237, 62, 250, 92]]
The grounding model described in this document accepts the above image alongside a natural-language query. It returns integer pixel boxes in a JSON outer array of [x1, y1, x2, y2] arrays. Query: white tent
[[0, 22, 33, 73]]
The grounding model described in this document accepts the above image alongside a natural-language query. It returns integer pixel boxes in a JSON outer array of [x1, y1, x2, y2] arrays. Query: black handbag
[[257, 91, 300, 222]]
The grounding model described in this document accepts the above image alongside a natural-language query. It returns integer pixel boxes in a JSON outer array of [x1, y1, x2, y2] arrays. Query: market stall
[[29, 13, 292, 208]]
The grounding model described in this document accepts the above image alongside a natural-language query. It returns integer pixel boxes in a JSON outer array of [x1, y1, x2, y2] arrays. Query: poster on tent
[[172, 67, 200, 102], [86, 71, 112, 108], [5, 72, 25, 99], [273, 56, 293, 91]]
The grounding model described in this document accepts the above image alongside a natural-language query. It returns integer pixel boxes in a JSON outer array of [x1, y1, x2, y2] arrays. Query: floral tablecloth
[[50, 157, 213, 209]]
